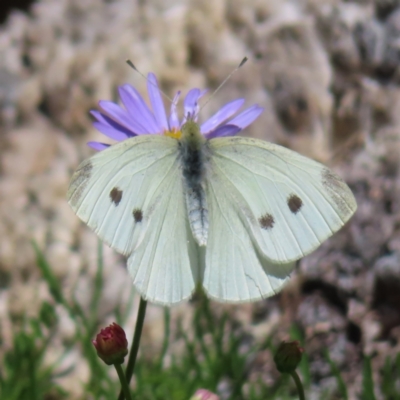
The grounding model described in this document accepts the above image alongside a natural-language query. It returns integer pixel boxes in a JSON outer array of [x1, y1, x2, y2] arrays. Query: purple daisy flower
[[89, 73, 264, 151]]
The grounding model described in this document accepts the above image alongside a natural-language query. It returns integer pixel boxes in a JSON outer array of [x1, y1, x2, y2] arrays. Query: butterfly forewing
[[208, 137, 357, 264], [68, 135, 180, 255]]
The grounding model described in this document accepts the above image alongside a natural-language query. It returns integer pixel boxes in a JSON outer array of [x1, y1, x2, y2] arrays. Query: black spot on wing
[[133, 208, 143, 222], [287, 194, 303, 214], [259, 213, 275, 230], [110, 187, 123, 205]]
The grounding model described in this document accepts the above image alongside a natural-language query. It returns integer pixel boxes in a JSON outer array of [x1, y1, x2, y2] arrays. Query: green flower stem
[[114, 363, 132, 400], [118, 297, 148, 400], [290, 370, 305, 400]]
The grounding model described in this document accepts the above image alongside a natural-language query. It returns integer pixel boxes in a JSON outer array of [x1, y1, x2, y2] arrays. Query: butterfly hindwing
[[126, 161, 200, 305], [203, 166, 295, 302], [208, 137, 357, 264]]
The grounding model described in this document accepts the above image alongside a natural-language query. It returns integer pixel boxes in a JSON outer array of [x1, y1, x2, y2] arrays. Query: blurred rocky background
[[0, 0, 399, 399]]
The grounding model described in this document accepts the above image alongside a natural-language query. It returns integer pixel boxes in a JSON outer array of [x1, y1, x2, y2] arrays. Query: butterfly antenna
[[200, 57, 248, 111], [126, 60, 173, 102]]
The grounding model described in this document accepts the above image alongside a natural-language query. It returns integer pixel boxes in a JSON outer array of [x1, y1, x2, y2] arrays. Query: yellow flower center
[[164, 128, 182, 139]]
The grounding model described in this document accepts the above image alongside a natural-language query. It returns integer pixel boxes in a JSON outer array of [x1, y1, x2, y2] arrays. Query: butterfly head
[[181, 120, 206, 150]]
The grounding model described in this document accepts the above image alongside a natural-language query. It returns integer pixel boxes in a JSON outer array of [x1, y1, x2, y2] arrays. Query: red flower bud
[[273, 341, 304, 373], [93, 323, 128, 365]]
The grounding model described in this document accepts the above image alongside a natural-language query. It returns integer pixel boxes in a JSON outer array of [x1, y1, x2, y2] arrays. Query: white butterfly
[[67, 75, 357, 305]]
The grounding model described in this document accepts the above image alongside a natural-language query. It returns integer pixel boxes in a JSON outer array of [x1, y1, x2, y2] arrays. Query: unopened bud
[[273, 341, 303, 373], [93, 323, 128, 365]]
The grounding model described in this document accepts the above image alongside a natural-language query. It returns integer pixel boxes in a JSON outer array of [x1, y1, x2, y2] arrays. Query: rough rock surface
[[0, 0, 399, 399]]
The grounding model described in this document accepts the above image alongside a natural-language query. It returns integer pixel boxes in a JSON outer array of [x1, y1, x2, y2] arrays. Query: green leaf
[[361, 356, 376, 400], [325, 350, 348, 400]]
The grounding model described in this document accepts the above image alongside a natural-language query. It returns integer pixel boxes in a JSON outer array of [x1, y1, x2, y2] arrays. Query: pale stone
[[0, 1, 399, 398]]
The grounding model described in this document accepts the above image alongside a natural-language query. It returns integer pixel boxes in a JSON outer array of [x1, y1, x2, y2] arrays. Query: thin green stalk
[[290, 370, 305, 400], [158, 308, 170, 369], [325, 349, 347, 399], [28, 351, 37, 400], [118, 297, 148, 400], [114, 364, 132, 400], [89, 239, 104, 332]]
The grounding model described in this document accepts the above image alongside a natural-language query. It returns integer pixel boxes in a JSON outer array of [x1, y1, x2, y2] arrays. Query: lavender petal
[[169, 91, 181, 130], [227, 105, 264, 129], [183, 88, 207, 122], [91, 111, 136, 140], [206, 124, 241, 139], [118, 85, 159, 133], [148, 73, 168, 131], [99, 100, 148, 135], [88, 141, 111, 151], [200, 98, 245, 134]]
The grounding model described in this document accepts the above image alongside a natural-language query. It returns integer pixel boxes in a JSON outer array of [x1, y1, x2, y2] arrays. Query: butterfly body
[[68, 121, 356, 305], [179, 121, 209, 246]]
